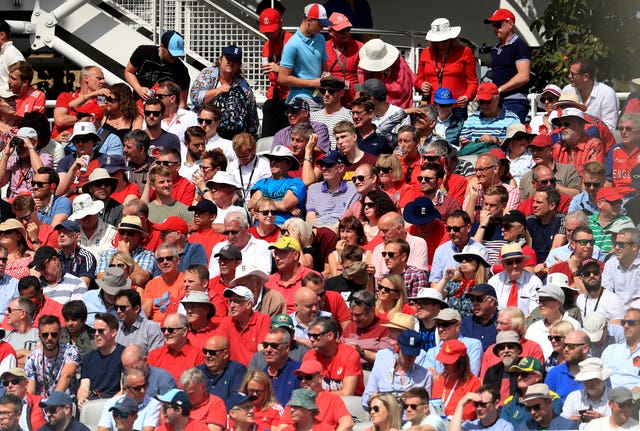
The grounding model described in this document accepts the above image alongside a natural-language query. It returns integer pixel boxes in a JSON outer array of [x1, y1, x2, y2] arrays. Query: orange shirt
[[143, 273, 185, 323], [553, 136, 604, 177], [431, 374, 480, 420], [148, 342, 205, 384]]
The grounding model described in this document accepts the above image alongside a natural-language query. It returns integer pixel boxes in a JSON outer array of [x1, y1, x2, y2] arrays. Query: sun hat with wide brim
[[81, 168, 118, 194], [551, 92, 587, 111], [426, 18, 461, 42], [68, 194, 104, 221], [453, 244, 490, 267], [535, 84, 562, 109], [358, 39, 399, 72], [0, 219, 27, 242], [264, 145, 301, 170]]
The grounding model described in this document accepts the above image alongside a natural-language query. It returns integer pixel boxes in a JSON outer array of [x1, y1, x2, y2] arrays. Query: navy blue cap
[[286, 98, 310, 111], [398, 330, 422, 356], [39, 391, 73, 407], [318, 150, 344, 166], [403, 197, 441, 225], [433, 88, 456, 105], [225, 392, 256, 413], [464, 283, 497, 299], [109, 397, 138, 414], [54, 220, 81, 233], [188, 199, 218, 214], [222, 45, 242, 61], [103, 155, 130, 174]]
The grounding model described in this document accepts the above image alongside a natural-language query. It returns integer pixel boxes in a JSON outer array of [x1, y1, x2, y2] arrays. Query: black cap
[[577, 259, 601, 276], [319, 76, 346, 90], [28, 246, 58, 268], [464, 283, 497, 299], [188, 199, 218, 214], [214, 244, 242, 260], [499, 210, 527, 226]]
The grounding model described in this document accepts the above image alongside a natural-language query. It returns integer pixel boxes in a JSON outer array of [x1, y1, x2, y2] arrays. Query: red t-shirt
[[148, 342, 205, 384], [431, 374, 480, 420], [156, 419, 210, 431], [280, 420, 334, 431], [262, 31, 294, 100], [187, 321, 221, 350], [111, 183, 141, 204], [27, 222, 58, 249], [517, 194, 572, 216], [16, 87, 46, 117], [216, 312, 272, 366], [443, 173, 468, 205], [254, 404, 284, 429], [279, 391, 350, 428], [549, 258, 604, 286], [382, 183, 422, 210], [303, 343, 364, 395], [149, 176, 196, 206], [52, 90, 103, 138], [341, 317, 389, 341], [325, 39, 363, 106], [190, 393, 227, 429], [266, 266, 318, 313], [188, 229, 226, 262], [208, 276, 230, 318], [480, 338, 544, 379], [142, 273, 186, 323], [248, 226, 280, 244], [322, 291, 351, 325]]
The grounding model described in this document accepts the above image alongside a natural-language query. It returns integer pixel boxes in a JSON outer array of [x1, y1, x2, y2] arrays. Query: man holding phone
[[561, 358, 611, 425]]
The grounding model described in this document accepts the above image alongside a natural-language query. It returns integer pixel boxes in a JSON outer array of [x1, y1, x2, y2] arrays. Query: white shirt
[[161, 108, 199, 145], [0, 41, 25, 88], [207, 134, 237, 166], [525, 313, 582, 359], [310, 107, 352, 150], [562, 387, 611, 430], [214, 205, 246, 224], [576, 289, 626, 321], [584, 415, 640, 431], [178, 158, 201, 181], [209, 235, 272, 278], [371, 233, 428, 279], [228, 155, 272, 201], [80, 218, 118, 261], [602, 254, 640, 307], [562, 81, 619, 131], [488, 270, 542, 315]]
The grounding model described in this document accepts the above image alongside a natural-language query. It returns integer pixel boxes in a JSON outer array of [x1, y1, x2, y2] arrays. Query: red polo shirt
[[188, 229, 226, 261], [303, 343, 364, 395], [265, 266, 318, 313], [443, 173, 468, 205], [190, 393, 226, 429], [279, 390, 351, 428], [217, 311, 272, 366], [207, 276, 230, 318], [157, 419, 209, 431], [187, 320, 221, 350], [148, 341, 205, 384]]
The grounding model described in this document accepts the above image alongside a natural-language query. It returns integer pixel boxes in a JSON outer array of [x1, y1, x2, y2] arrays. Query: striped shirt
[[311, 107, 352, 150], [460, 106, 520, 142], [42, 273, 87, 305], [306, 180, 359, 227], [590, 214, 634, 254]]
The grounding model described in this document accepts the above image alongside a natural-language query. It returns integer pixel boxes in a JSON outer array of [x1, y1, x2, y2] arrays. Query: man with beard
[[179, 126, 207, 181], [32, 167, 71, 227], [562, 358, 612, 426], [483, 331, 522, 402], [38, 391, 89, 431], [417, 163, 461, 221], [545, 330, 590, 403], [583, 387, 639, 431], [461, 284, 498, 352], [82, 168, 122, 227], [449, 386, 514, 431], [576, 259, 624, 322], [551, 108, 604, 178]]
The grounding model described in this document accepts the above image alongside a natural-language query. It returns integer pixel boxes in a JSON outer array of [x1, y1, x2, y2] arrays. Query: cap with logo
[[436, 339, 467, 364], [156, 389, 192, 411], [161, 30, 185, 57], [484, 8, 516, 23], [398, 330, 422, 356], [221, 45, 242, 62], [223, 286, 255, 303], [259, 8, 281, 33], [509, 357, 543, 374], [109, 397, 138, 414], [271, 314, 294, 330], [156, 216, 189, 234], [403, 197, 441, 226], [476, 82, 499, 101], [214, 244, 243, 260], [328, 12, 352, 31], [269, 236, 301, 252], [433, 88, 457, 105]]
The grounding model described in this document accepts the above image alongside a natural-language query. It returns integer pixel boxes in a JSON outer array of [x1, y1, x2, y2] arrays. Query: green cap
[[288, 389, 318, 410], [509, 357, 543, 374], [271, 314, 294, 330]]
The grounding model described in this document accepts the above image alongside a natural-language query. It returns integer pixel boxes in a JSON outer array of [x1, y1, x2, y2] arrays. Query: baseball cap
[[520, 383, 552, 403], [29, 246, 58, 269], [304, 3, 331, 27], [397, 330, 422, 356], [354, 78, 387, 100], [434, 308, 461, 322], [0, 89, 18, 99], [537, 284, 565, 303], [604, 218, 636, 234], [188, 199, 218, 214], [221, 45, 242, 62], [609, 387, 633, 403], [436, 339, 467, 364], [156, 389, 192, 411], [40, 392, 74, 407], [318, 150, 344, 166], [596, 186, 624, 202], [577, 259, 601, 277], [271, 314, 294, 330], [464, 283, 497, 299], [226, 393, 256, 413], [54, 220, 81, 233], [529, 134, 553, 148], [509, 357, 543, 374], [499, 210, 527, 226], [17, 127, 38, 140], [294, 360, 323, 375], [484, 8, 516, 23], [433, 88, 456, 105], [269, 237, 301, 252], [223, 286, 255, 303], [109, 397, 138, 414], [582, 312, 606, 342], [286, 98, 310, 112], [161, 30, 185, 57], [156, 216, 189, 234], [476, 82, 499, 101], [329, 12, 352, 31], [214, 244, 242, 260], [259, 8, 281, 33]]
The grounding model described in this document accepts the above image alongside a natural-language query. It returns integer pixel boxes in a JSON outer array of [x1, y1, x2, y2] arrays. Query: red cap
[[476, 82, 499, 101], [596, 187, 624, 202], [329, 12, 352, 31], [488, 148, 507, 160], [529, 134, 553, 148], [436, 339, 467, 364], [259, 8, 281, 33], [156, 216, 189, 234], [294, 360, 323, 375], [484, 8, 516, 23]]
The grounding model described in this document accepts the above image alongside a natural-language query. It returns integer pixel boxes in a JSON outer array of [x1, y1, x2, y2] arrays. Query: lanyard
[[238, 156, 258, 199], [442, 376, 459, 409], [582, 290, 603, 316], [434, 48, 451, 88], [329, 42, 348, 79]]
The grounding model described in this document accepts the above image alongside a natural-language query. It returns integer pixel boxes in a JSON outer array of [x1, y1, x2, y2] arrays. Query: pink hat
[[329, 12, 352, 31], [304, 3, 331, 27]]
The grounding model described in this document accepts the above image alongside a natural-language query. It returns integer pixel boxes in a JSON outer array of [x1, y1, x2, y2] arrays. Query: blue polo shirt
[[280, 30, 327, 102], [460, 106, 520, 142], [460, 312, 498, 352], [197, 360, 247, 400], [490, 34, 531, 98], [544, 362, 582, 403], [265, 358, 301, 405]]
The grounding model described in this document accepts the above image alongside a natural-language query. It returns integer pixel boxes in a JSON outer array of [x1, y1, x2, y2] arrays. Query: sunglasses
[[41, 332, 59, 339], [259, 209, 276, 216], [247, 389, 265, 395], [459, 256, 476, 263], [436, 321, 456, 329], [307, 331, 328, 341], [125, 383, 147, 391], [495, 343, 518, 351], [403, 403, 424, 410], [558, 121, 573, 128], [583, 182, 602, 188], [197, 117, 214, 125], [0, 257, 7, 263], [96, 328, 109, 335], [155, 160, 178, 166], [534, 178, 556, 185], [378, 286, 399, 294], [203, 347, 226, 356], [351, 175, 370, 183], [563, 343, 585, 350], [491, 21, 504, 28], [501, 223, 515, 230], [446, 225, 466, 232], [370, 405, 382, 413], [2, 379, 23, 386], [473, 401, 491, 408], [109, 263, 127, 269], [381, 251, 399, 258], [527, 404, 542, 412], [581, 270, 600, 277], [44, 406, 62, 415], [223, 230, 241, 236], [31, 181, 50, 188], [574, 239, 595, 246], [161, 327, 184, 334], [113, 304, 130, 312], [424, 155, 441, 162], [417, 176, 436, 183], [155, 94, 171, 99], [547, 335, 564, 342], [286, 108, 302, 115], [261, 342, 285, 349], [15, 212, 33, 221], [377, 167, 392, 174], [156, 256, 177, 263], [112, 411, 133, 419], [319, 88, 337, 95], [91, 179, 113, 188], [105, 96, 117, 103], [539, 96, 557, 104], [144, 110, 162, 117], [297, 374, 317, 382], [478, 100, 493, 105], [363, 201, 376, 208], [615, 241, 633, 249], [469, 296, 486, 303], [622, 319, 640, 326], [503, 259, 524, 266]]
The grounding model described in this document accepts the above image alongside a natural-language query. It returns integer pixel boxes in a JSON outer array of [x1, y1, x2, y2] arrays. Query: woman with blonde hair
[[545, 320, 575, 372], [239, 370, 283, 429], [281, 218, 314, 269], [375, 273, 412, 322], [0, 218, 33, 279], [249, 197, 280, 243], [375, 154, 420, 209], [434, 245, 489, 317], [367, 393, 402, 431], [108, 251, 140, 294]]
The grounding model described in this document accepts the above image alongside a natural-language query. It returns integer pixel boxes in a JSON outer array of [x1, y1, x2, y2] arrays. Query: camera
[[9, 137, 24, 148]]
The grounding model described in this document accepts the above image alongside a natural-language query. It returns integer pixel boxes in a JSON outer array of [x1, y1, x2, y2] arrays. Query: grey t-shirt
[[5, 328, 39, 353]]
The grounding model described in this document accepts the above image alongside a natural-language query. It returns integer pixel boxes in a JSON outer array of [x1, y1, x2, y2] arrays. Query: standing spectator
[[125, 30, 190, 107], [0, 20, 25, 88], [157, 81, 199, 146], [7, 61, 45, 116], [415, 18, 477, 113], [483, 9, 531, 122], [324, 13, 362, 106]]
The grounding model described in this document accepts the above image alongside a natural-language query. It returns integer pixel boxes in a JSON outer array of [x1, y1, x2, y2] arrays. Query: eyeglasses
[[41, 332, 59, 339], [476, 165, 497, 174], [351, 109, 366, 116], [412, 300, 438, 308], [351, 175, 371, 183], [615, 241, 634, 249], [473, 401, 491, 408], [622, 319, 640, 326], [114, 304, 131, 312], [446, 225, 466, 233], [15, 212, 33, 221], [297, 374, 317, 382], [202, 347, 227, 356], [526, 404, 542, 412], [31, 181, 50, 188], [618, 126, 639, 133], [307, 331, 329, 341], [403, 403, 425, 410], [319, 88, 337, 95], [563, 343, 585, 350], [503, 259, 524, 266], [583, 182, 602, 188], [469, 296, 486, 303], [197, 117, 214, 125], [161, 327, 184, 334], [378, 286, 400, 294], [568, 71, 585, 78], [155, 160, 179, 166], [223, 230, 241, 236], [155, 94, 171, 99], [125, 383, 147, 391], [6, 308, 23, 314], [109, 263, 127, 269], [417, 176, 436, 183], [558, 121, 573, 128], [424, 155, 441, 162], [377, 167, 392, 174], [495, 343, 518, 351], [74, 137, 95, 144], [363, 201, 376, 208], [112, 410, 133, 419], [261, 341, 286, 349], [539, 96, 557, 104], [43, 406, 61, 415], [547, 335, 565, 342], [2, 378, 23, 386], [380, 251, 398, 258], [436, 321, 456, 329], [144, 110, 162, 117], [260, 209, 276, 216], [247, 388, 265, 395], [156, 256, 177, 263], [574, 239, 595, 246], [336, 27, 351, 34]]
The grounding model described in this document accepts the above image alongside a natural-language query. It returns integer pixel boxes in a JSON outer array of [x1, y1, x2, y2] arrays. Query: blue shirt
[[37, 195, 72, 225], [463, 418, 514, 431], [0, 274, 19, 321], [460, 312, 498, 352], [306, 180, 358, 227], [429, 240, 488, 283], [251, 176, 307, 226], [568, 191, 599, 216], [490, 34, 531, 98], [420, 336, 483, 376], [80, 344, 125, 399], [146, 365, 178, 398], [280, 30, 327, 102], [601, 342, 640, 390], [460, 106, 520, 142], [545, 242, 603, 267], [81, 289, 117, 327], [544, 362, 582, 403], [196, 360, 247, 400], [516, 415, 578, 431], [265, 358, 301, 405]]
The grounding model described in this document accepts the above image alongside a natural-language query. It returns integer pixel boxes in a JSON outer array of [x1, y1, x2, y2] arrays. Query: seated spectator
[[249, 314, 309, 370], [196, 335, 246, 400], [503, 124, 536, 186], [601, 308, 640, 390], [205, 171, 244, 227], [82, 168, 123, 227], [148, 313, 204, 384], [249, 197, 280, 244], [191, 148, 228, 206], [153, 217, 207, 276], [280, 388, 334, 431], [545, 330, 590, 403], [517, 383, 579, 430], [302, 273, 351, 329], [449, 386, 514, 431], [4, 297, 39, 366], [38, 391, 90, 431], [415, 164, 461, 222], [569, 162, 606, 215], [218, 286, 271, 366], [179, 368, 226, 431], [30, 246, 86, 306], [583, 387, 638, 431], [561, 357, 612, 427], [122, 129, 154, 196], [303, 316, 363, 395], [228, 133, 272, 203], [32, 167, 71, 227], [422, 140, 468, 205], [362, 329, 430, 408], [325, 217, 367, 278], [379, 238, 428, 307], [357, 190, 396, 245], [492, 210, 537, 274], [83, 266, 129, 327], [261, 327, 300, 405], [582, 313, 624, 359], [68, 194, 117, 261], [77, 313, 124, 406], [13, 276, 63, 329], [24, 315, 78, 397], [545, 211, 603, 268], [376, 154, 421, 209], [482, 331, 522, 402], [104, 155, 140, 206], [281, 218, 315, 269], [144, 164, 191, 224], [225, 392, 261, 431], [187, 200, 225, 261], [272, 98, 331, 153], [341, 290, 390, 366], [606, 114, 640, 197], [1, 367, 45, 431], [0, 219, 30, 280], [551, 108, 604, 177], [13, 195, 58, 250], [114, 289, 164, 354], [120, 345, 177, 398], [197, 104, 236, 165], [333, 120, 378, 181], [460, 284, 498, 352], [7, 61, 45, 116], [517, 166, 572, 216], [181, 291, 218, 350], [59, 300, 95, 362], [55, 220, 96, 288], [290, 287, 330, 349], [148, 148, 196, 206], [529, 84, 561, 135], [156, 389, 209, 431], [142, 244, 185, 323], [229, 264, 286, 318], [590, 187, 633, 254], [470, 185, 510, 265], [350, 95, 392, 156], [527, 187, 567, 265], [576, 260, 624, 323], [433, 88, 466, 150], [208, 244, 243, 299], [549, 228, 601, 288]]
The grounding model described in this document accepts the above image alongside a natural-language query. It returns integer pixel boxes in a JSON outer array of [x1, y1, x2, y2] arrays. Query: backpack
[[213, 84, 249, 140]]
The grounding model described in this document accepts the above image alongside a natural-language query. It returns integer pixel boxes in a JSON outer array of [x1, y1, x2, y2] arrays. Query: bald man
[[120, 344, 177, 398], [517, 165, 572, 216], [291, 287, 333, 349], [545, 330, 591, 403], [195, 335, 247, 399], [369, 212, 428, 279]]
